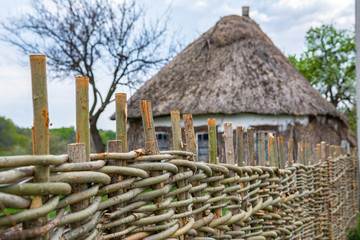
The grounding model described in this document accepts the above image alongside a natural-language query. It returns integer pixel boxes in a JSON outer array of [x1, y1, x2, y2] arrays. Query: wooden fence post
[[297, 142, 304, 165], [25, 55, 50, 240], [115, 93, 127, 153], [224, 122, 242, 237], [208, 119, 222, 235], [278, 137, 285, 169], [183, 114, 204, 233], [268, 133, 278, 167], [236, 126, 244, 166], [75, 77, 90, 161], [171, 110, 187, 240], [321, 141, 326, 162], [247, 128, 256, 166], [224, 123, 234, 165], [305, 141, 310, 165], [140, 100, 163, 217], [208, 119, 217, 165], [288, 138, 294, 167], [287, 138, 294, 167], [258, 131, 266, 166], [107, 140, 123, 238], [68, 143, 89, 231], [316, 144, 321, 164], [183, 114, 197, 160]]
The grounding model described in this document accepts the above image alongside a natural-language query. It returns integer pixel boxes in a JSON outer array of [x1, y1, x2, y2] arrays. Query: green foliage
[[49, 127, 76, 155], [0, 116, 31, 155], [348, 215, 360, 240], [345, 106, 357, 135], [289, 24, 355, 110], [0, 116, 116, 155], [99, 130, 116, 144]]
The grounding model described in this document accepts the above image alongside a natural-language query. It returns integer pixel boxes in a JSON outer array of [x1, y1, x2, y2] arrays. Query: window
[[196, 132, 209, 161], [156, 132, 168, 151]]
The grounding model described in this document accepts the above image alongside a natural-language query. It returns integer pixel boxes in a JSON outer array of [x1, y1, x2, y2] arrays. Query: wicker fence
[[0, 56, 359, 240]]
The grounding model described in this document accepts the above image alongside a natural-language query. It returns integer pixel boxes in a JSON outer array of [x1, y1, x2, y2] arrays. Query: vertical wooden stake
[[109, 93, 127, 239], [183, 114, 203, 227], [76, 77, 90, 161], [107, 140, 124, 239], [316, 144, 321, 164], [171, 111, 183, 151], [321, 141, 327, 161], [224, 122, 242, 236], [247, 128, 256, 166], [288, 138, 294, 167], [140, 101, 163, 216], [330, 145, 336, 158], [268, 133, 278, 167], [278, 137, 285, 169], [208, 119, 217, 164], [236, 126, 244, 166], [25, 55, 50, 240], [297, 142, 304, 165], [208, 118, 222, 235], [224, 123, 235, 165], [115, 93, 127, 153], [326, 144, 330, 159], [68, 143, 89, 231], [183, 114, 197, 161], [171, 110, 186, 240], [259, 131, 266, 166], [305, 141, 310, 165]]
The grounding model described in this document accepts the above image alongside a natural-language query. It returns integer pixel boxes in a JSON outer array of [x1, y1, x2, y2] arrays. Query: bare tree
[[2, 0, 179, 152]]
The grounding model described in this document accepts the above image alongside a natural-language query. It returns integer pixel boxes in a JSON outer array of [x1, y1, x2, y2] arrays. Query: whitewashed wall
[[152, 113, 309, 132]]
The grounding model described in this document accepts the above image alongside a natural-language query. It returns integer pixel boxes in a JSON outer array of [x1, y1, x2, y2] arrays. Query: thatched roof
[[111, 15, 347, 124]]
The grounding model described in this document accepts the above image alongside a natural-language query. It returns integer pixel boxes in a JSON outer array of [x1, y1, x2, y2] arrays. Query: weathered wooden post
[[288, 138, 294, 167], [140, 100, 163, 215], [115, 93, 127, 153], [65, 76, 91, 235], [321, 141, 327, 162], [24, 55, 50, 239], [171, 110, 187, 240], [208, 119, 222, 235], [268, 133, 278, 167], [224, 123, 234, 165], [236, 126, 244, 166], [107, 93, 127, 238], [297, 141, 304, 165], [68, 143, 89, 230], [247, 128, 256, 166], [183, 114, 204, 236], [258, 131, 266, 166], [224, 122, 242, 237], [278, 137, 285, 169], [305, 141, 310, 165], [316, 144, 321, 164], [75, 77, 90, 161], [208, 119, 217, 165], [183, 114, 197, 158]]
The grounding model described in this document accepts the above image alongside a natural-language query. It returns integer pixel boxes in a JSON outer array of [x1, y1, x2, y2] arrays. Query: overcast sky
[[0, 0, 355, 131]]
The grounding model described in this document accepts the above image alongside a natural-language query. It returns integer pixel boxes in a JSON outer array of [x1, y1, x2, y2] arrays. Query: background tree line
[[0, 116, 115, 156]]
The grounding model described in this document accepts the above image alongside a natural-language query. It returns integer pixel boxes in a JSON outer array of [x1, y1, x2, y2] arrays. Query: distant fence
[[0, 55, 358, 240]]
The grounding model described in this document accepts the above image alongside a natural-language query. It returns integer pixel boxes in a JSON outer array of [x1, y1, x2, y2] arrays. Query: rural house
[[111, 10, 351, 162]]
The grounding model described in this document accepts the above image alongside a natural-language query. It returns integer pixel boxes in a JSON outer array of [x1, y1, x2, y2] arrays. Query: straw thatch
[[111, 15, 347, 124]]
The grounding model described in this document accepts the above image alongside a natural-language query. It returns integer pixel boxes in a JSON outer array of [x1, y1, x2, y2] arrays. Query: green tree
[[289, 24, 356, 132], [1, 0, 179, 153], [0, 116, 31, 155]]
